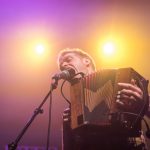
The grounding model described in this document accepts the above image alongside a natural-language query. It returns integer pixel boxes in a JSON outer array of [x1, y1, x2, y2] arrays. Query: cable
[[60, 72, 85, 104], [120, 111, 150, 138], [61, 80, 71, 105]]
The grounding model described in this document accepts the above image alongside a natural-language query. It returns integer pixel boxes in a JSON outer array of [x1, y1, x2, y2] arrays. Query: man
[[57, 48, 149, 150]]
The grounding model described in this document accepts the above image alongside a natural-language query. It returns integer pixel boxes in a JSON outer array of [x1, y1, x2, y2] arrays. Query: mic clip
[[51, 78, 59, 90]]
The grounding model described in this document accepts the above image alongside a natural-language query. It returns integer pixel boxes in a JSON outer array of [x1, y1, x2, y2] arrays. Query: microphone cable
[[60, 72, 85, 104]]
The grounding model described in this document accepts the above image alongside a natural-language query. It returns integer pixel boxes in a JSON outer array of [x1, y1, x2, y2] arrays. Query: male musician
[[57, 48, 149, 150]]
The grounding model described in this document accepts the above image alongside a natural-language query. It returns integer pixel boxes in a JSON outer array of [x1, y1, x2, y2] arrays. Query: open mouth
[[61, 66, 78, 73]]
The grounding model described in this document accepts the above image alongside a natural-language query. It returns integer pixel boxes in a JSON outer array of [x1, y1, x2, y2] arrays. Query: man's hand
[[116, 79, 143, 109]]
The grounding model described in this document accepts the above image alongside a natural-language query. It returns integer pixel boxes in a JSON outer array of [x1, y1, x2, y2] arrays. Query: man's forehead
[[59, 53, 76, 62]]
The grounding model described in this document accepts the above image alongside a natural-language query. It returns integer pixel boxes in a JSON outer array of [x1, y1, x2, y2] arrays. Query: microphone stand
[[8, 78, 58, 150]]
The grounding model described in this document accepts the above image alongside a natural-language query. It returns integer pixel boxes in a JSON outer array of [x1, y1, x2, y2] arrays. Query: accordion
[[70, 68, 149, 136]]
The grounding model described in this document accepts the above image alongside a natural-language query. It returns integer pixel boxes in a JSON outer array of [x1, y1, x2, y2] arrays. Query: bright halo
[[103, 42, 115, 55], [35, 44, 45, 55]]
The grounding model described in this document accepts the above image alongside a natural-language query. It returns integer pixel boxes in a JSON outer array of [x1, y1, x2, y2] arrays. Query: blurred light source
[[35, 44, 45, 55], [96, 35, 126, 68], [102, 42, 115, 56]]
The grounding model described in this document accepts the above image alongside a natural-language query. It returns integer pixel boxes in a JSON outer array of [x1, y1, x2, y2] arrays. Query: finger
[[63, 118, 70, 122], [118, 82, 142, 95], [116, 95, 136, 108], [63, 113, 70, 117], [63, 107, 71, 122], [119, 89, 142, 100], [131, 79, 137, 86], [117, 93, 130, 100], [118, 94, 137, 103], [116, 99, 124, 106], [64, 107, 71, 113], [63, 114, 71, 121]]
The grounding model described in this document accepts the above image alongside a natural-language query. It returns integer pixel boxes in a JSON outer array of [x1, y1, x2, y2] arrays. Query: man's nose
[[62, 61, 69, 67], [60, 61, 69, 70]]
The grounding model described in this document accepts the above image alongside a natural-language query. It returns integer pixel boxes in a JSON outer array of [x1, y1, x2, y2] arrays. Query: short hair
[[57, 48, 96, 70]]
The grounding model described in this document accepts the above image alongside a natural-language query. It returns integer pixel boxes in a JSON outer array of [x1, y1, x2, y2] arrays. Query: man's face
[[59, 52, 89, 74]]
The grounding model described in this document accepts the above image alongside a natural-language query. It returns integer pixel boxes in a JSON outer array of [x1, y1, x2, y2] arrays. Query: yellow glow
[[103, 42, 115, 56], [35, 44, 45, 55], [96, 34, 126, 68], [94, 19, 146, 69], [24, 39, 52, 67]]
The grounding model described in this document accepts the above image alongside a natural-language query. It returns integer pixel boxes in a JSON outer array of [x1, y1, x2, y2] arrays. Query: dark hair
[[57, 48, 96, 70]]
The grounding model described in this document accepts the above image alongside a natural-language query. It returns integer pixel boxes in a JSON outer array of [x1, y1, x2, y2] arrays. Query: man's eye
[[66, 57, 72, 62]]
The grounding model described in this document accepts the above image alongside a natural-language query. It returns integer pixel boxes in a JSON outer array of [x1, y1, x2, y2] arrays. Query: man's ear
[[83, 58, 91, 66]]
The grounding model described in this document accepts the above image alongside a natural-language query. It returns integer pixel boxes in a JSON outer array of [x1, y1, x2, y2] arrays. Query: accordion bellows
[[70, 68, 149, 134]]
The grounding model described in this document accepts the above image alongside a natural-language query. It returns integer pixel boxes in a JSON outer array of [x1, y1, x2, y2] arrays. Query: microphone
[[52, 68, 76, 80]]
